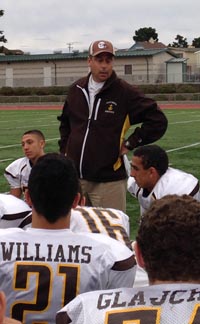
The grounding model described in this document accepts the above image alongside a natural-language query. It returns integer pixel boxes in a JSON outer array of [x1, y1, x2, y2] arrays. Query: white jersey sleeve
[[56, 283, 200, 324], [154, 167, 200, 199], [70, 206, 131, 248], [0, 193, 32, 228], [4, 157, 32, 190], [0, 228, 136, 324]]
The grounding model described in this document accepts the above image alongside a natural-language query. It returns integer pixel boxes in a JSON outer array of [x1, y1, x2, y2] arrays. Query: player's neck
[[31, 210, 71, 229], [30, 152, 45, 166], [145, 175, 161, 193]]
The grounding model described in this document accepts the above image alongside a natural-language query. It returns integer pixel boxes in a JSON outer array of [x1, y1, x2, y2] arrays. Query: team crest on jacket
[[105, 101, 117, 114]]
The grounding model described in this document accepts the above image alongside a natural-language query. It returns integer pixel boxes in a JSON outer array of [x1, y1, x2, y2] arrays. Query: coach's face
[[88, 53, 114, 82], [21, 134, 45, 163]]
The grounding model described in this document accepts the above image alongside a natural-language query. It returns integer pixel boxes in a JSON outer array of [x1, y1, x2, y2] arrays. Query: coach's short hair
[[136, 194, 200, 282], [28, 153, 78, 223], [133, 145, 168, 176]]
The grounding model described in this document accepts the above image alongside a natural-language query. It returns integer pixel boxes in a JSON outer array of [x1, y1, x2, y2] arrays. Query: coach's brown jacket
[[57, 71, 168, 182]]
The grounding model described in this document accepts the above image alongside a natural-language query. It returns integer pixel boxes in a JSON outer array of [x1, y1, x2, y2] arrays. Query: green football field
[[0, 107, 200, 239]]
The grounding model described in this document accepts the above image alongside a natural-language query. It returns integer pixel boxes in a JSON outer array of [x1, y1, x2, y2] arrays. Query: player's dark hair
[[136, 194, 200, 282], [23, 129, 45, 141], [133, 145, 168, 176], [28, 153, 78, 223]]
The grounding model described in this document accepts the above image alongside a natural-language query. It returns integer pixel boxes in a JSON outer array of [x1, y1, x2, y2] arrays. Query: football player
[[0, 153, 136, 323], [4, 129, 45, 199], [128, 144, 200, 215]]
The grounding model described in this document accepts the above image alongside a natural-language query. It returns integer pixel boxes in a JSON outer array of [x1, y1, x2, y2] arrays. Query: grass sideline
[[0, 108, 200, 239]]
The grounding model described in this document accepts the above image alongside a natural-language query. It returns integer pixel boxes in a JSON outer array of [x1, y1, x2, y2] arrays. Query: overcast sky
[[1, 0, 200, 54]]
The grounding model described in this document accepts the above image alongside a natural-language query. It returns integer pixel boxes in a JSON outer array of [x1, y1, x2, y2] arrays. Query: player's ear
[[72, 193, 81, 208], [134, 241, 146, 269], [149, 166, 160, 181], [0, 291, 6, 324], [25, 189, 32, 207], [40, 140, 45, 149]]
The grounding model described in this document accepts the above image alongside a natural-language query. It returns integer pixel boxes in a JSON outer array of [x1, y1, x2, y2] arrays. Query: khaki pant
[[80, 179, 127, 213]]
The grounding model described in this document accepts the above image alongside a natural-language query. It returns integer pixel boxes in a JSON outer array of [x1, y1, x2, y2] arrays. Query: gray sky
[[1, 0, 200, 54]]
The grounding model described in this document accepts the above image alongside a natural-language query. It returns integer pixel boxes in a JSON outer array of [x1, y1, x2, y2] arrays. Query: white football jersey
[[128, 167, 200, 215], [0, 193, 32, 228], [56, 283, 200, 324], [4, 157, 32, 191], [0, 227, 136, 324], [70, 206, 131, 248]]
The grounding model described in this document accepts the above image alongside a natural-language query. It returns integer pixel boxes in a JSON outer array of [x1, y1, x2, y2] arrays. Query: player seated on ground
[[128, 144, 200, 215], [1, 179, 144, 285], [4, 129, 45, 199], [0, 291, 22, 324], [127, 144, 200, 286], [56, 194, 200, 324], [0, 177, 143, 287], [0, 193, 32, 228], [0, 153, 136, 324]]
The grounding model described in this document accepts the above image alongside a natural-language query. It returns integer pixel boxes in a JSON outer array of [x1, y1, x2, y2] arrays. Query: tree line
[[133, 27, 200, 48]]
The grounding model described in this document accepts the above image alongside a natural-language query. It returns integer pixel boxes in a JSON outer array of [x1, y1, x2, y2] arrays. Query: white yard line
[[170, 119, 200, 125], [167, 142, 200, 153], [0, 158, 14, 163]]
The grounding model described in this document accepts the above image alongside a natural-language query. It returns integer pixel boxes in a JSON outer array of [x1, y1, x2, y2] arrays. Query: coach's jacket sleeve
[[126, 86, 168, 149], [57, 100, 71, 154]]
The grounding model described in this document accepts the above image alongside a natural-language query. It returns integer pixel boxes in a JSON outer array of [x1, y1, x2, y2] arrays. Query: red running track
[[0, 102, 200, 110]]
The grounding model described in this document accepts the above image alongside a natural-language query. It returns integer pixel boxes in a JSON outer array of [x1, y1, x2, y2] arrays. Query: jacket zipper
[[94, 99, 101, 120], [77, 85, 101, 178]]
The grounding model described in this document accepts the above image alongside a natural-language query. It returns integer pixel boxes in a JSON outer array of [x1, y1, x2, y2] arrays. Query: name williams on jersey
[[0, 242, 92, 263]]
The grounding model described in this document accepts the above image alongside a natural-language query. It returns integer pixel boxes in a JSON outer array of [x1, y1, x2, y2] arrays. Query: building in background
[[0, 42, 199, 87]]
